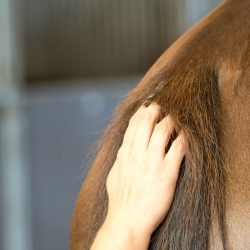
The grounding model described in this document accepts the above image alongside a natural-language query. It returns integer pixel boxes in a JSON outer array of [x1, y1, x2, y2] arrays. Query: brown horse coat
[[70, 0, 250, 249]]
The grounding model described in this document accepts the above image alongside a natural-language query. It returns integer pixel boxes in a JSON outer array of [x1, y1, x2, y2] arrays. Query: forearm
[[90, 220, 151, 250]]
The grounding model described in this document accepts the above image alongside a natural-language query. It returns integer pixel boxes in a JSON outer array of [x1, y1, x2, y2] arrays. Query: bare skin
[[90, 102, 186, 250]]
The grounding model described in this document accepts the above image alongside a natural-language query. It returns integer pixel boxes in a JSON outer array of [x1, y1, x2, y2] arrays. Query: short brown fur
[[70, 0, 250, 249]]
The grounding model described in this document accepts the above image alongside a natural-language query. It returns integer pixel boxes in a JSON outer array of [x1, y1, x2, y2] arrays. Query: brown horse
[[70, 0, 250, 249]]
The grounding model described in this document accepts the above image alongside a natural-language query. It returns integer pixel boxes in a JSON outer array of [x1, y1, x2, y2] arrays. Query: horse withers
[[70, 0, 250, 249]]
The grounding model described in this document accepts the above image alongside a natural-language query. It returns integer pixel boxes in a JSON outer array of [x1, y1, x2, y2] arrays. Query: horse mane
[[84, 54, 226, 250], [71, 0, 250, 249]]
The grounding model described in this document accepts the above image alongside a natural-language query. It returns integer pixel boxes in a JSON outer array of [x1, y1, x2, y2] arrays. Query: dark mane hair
[[70, 0, 250, 249], [84, 55, 226, 250]]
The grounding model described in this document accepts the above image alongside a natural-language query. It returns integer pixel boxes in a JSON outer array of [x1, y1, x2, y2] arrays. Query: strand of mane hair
[[83, 58, 227, 250]]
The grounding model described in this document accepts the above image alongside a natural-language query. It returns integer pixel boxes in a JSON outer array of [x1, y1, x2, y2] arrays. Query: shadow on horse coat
[[70, 0, 250, 249]]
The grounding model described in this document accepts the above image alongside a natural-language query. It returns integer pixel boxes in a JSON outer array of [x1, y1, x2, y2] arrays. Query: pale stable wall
[[0, 0, 32, 250], [26, 76, 139, 250]]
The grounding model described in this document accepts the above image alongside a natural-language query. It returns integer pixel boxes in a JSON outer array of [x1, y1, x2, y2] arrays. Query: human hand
[[104, 103, 186, 239]]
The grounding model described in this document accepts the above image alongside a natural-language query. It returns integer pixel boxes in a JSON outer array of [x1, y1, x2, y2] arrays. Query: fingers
[[131, 103, 161, 150], [122, 102, 186, 177], [122, 105, 147, 148], [147, 115, 175, 159], [164, 131, 186, 177]]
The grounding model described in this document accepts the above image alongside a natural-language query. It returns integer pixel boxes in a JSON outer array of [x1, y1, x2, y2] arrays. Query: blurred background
[[0, 0, 225, 249]]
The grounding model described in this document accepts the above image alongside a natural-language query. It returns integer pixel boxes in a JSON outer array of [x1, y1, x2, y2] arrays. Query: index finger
[[121, 104, 147, 148]]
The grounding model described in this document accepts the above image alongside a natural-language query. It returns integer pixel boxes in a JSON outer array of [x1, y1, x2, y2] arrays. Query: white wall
[[0, 0, 32, 250]]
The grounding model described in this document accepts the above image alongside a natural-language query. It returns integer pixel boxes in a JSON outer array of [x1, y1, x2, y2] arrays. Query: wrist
[[104, 214, 153, 240], [97, 218, 152, 250]]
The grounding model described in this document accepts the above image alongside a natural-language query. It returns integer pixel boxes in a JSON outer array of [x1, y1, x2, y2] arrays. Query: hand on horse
[[90, 103, 186, 250]]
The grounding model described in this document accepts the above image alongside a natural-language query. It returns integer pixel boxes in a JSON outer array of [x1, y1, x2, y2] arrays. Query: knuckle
[[154, 123, 168, 134], [129, 151, 146, 165], [129, 115, 139, 125], [148, 152, 162, 165], [129, 109, 154, 125], [138, 113, 152, 122]]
